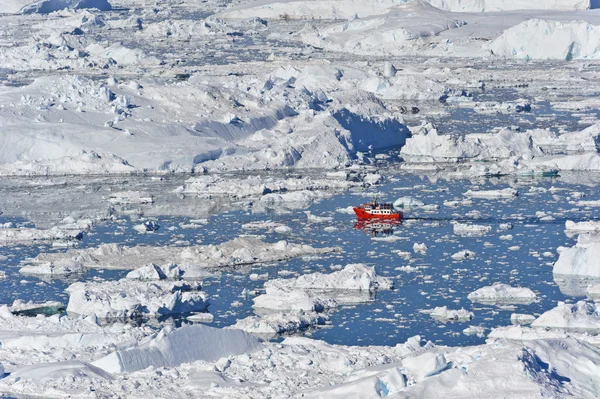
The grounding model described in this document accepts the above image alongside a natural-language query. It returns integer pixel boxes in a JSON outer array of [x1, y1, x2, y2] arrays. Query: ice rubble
[[253, 264, 392, 311], [0, 66, 408, 174], [401, 122, 600, 175], [0, 320, 598, 398], [21, 237, 337, 277], [467, 283, 537, 304], [428, 0, 599, 12], [18, 0, 112, 14], [218, 0, 408, 19], [301, 1, 468, 57], [66, 279, 209, 319]]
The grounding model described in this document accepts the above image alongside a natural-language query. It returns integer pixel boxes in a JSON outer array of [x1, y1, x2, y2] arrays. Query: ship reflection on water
[[353, 220, 401, 237]]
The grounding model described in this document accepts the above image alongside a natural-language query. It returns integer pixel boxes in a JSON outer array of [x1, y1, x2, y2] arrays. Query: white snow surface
[[428, 306, 474, 321], [428, 0, 599, 12]]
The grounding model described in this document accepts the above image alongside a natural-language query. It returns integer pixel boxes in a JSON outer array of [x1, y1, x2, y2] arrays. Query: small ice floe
[[393, 197, 425, 209], [249, 273, 269, 281], [336, 206, 356, 214], [464, 188, 518, 199], [531, 301, 600, 332], [0, 226, 83, 244], [578, 200, 600, 207], [133, 220, 160, 234], [19, 259, 84, 276], [304, 211, 334, 223], [242, 221, 286, 231], [453, 223, 491, 236], [565, 220, 600, 233], [66, 279, 208, 319], [510, 313, 536, 325], [413, 243, 427, 253], [467, 283, 536, 305], [425, 306, 474, 322], [253, 264, 392, 311], [187, 313, 214, 323], [229, 311, 329, 336], [107, 191, 153, 205], [451, 250, 475, 261], [444, 199, 473, 207], [462, 326, 487, 337]]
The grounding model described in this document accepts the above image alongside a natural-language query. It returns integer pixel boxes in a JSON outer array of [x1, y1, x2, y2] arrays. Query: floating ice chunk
[[19, 259, 84, 276], [22, 237, 337, 277], [393, 197, 425, 209], [0, 226, 83, 243], [453, 223, 491, 236], [462, 326, 486, 336], [464, 188, 518, 199], [531, 301, 600, 332], [468, 283, 536, 304], [229, 311, 329, 335], [305, 211, 334, 223], [133, 220, 160, 234], [451, 250, 475, 261], [254, 264, 391, 311], [428, 306, 474, 322], [66, 279, 208, 319], [253, 289, 338, 312], [187, 313, 214, 323], [554, 243, 600, 278], [125, 263, 181, 280], [92, 324, 261, 374], [413, 243, 428, 253], [578, 200, 600, 207], [510, 313, 537, 325], [565, 220, 600, 233], [107, 191, 153, 205]]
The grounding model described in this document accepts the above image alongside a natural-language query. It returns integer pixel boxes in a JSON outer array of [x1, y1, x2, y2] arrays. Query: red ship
[[354, 198, 402, 221]]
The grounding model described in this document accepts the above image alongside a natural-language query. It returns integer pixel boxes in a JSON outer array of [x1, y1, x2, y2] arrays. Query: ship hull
[[353, 207, 402, 221]]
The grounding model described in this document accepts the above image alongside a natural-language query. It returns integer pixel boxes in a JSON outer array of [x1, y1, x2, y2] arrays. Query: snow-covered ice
[[468, 283, 537, 304]]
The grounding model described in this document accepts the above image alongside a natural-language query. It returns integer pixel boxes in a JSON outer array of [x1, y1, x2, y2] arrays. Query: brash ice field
[[1, 0, 600, 397]]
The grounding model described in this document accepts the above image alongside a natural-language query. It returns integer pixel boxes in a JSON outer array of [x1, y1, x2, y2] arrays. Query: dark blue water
[[1, 172, 598, 347]]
